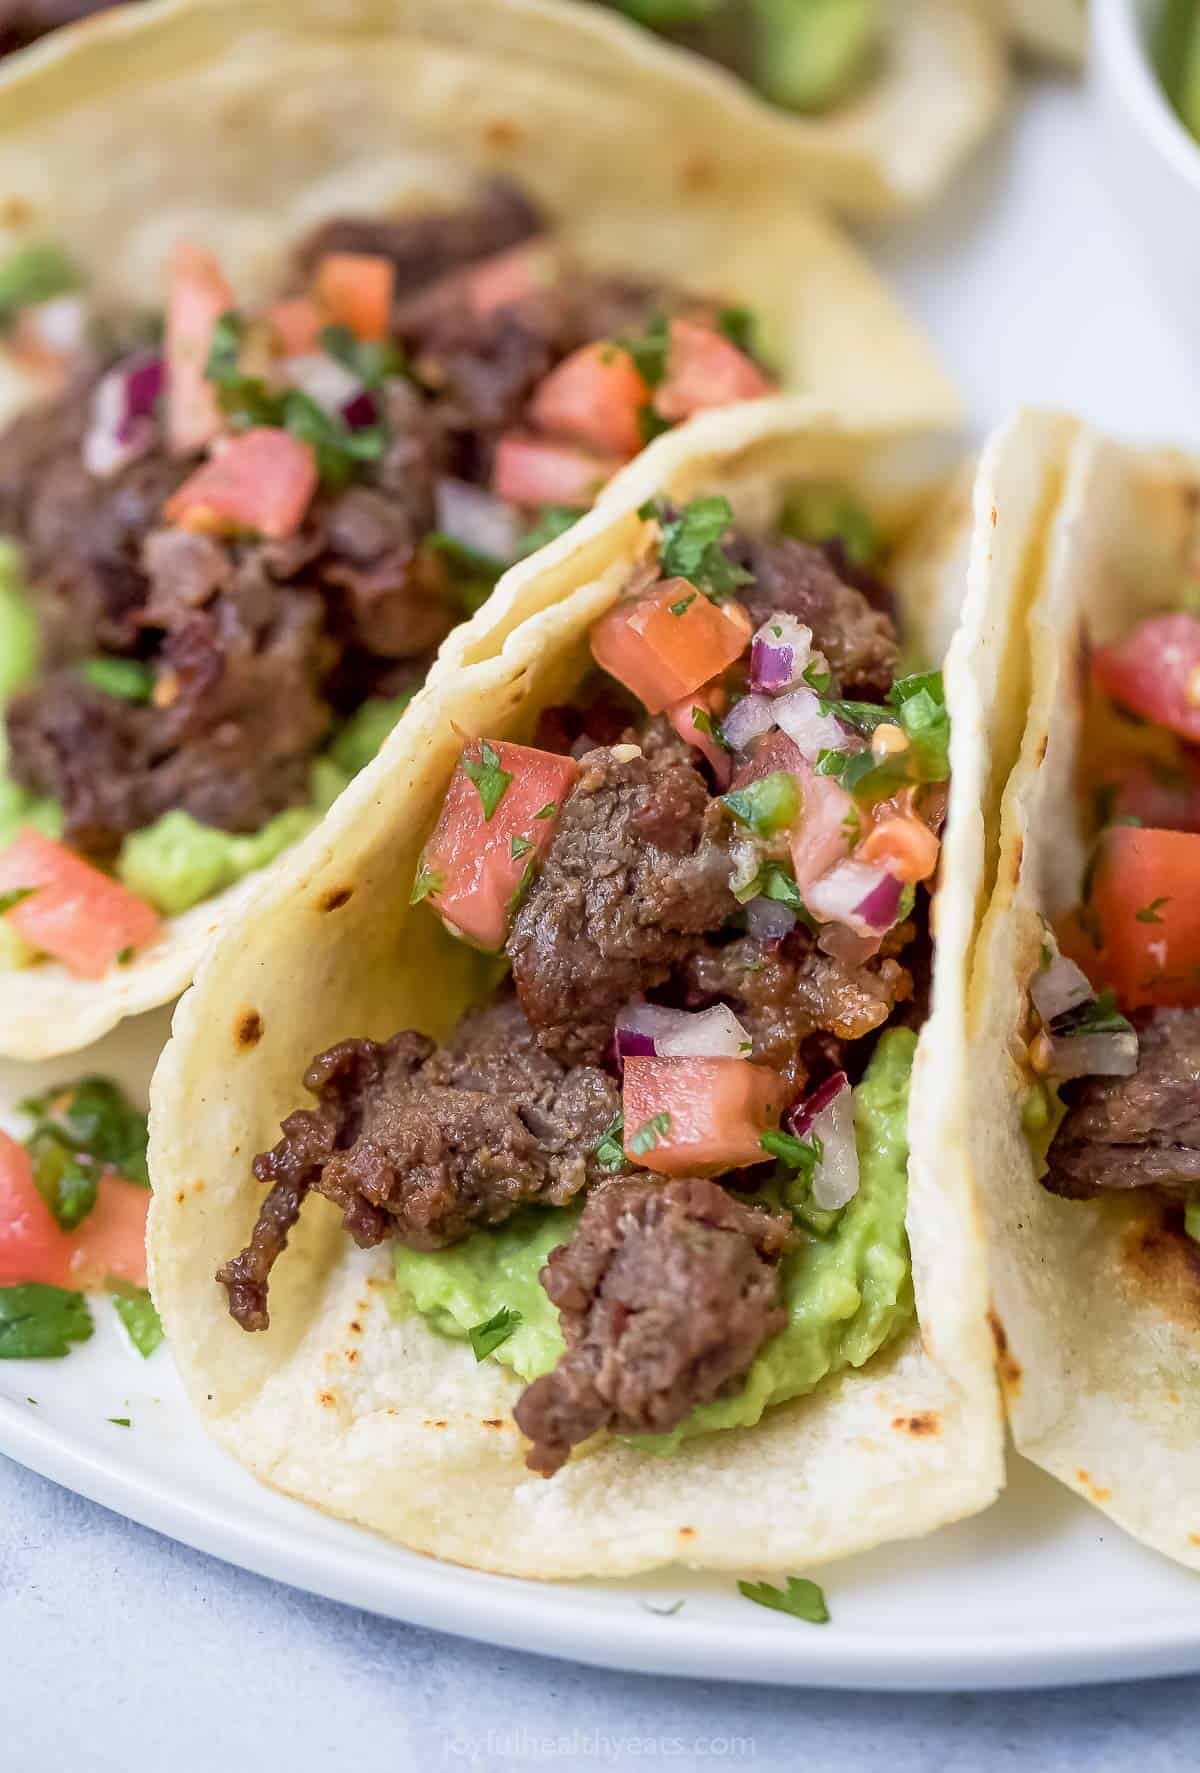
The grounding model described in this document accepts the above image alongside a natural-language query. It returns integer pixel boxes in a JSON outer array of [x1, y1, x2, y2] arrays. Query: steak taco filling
[[217, 488, 949, 1476], [0, 182, 775, 980]]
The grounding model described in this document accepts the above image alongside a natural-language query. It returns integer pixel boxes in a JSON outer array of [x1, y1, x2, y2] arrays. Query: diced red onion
[[341, 389, 380, 431], [434, 477, 520, 563], [773, 686, 846, 762], [1030, 949, 1094, 1026], [744, 895, 797, 946], [1041, 1030, 1139, 1081], [805, 860, 902, 936], [786, 1070, 849, 1137], [748, 614, 813, 693], [615, 1000, 751, 1061], [810, 1081, 860, 1209], [286, 351, 362, 415], [721, 692, 776, 753], [83, 352, 164, 479]]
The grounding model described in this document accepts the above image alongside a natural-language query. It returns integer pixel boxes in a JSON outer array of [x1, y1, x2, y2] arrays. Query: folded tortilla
[[147, 397, 1024, 1579], [970, 416, 1200, 1572], [0, 0, 961, 1061]]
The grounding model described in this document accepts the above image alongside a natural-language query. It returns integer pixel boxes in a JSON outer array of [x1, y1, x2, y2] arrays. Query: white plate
[[4, 74, 1200, 1694]]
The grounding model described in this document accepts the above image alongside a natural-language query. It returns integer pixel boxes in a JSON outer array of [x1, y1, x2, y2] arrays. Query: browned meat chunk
[[1045, 1008, 1200, 1201], [737, 536, 898, 699], [217, 998, 619, 1330], [292, 181, 543, 293], [506, 747, 736, 1065], [514, 1176, 790, 1476]]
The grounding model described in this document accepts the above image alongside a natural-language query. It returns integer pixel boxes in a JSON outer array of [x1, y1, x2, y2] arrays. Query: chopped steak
[[683, 924, 914, 1085], [1044, 1008, 1200, 1201], [218, 998, 619, 1330], [736, 535, 898, 699], [514, 1175, 790, 1476], [506, 747, 737, 1065], [292, 181, 543, 294]]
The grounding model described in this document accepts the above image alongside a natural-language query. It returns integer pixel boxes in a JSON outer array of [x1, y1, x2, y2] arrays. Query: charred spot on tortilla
[[987, 1309, 1022, 1395], [1120, 1200, 1200, 1329], [318, 886, 354, 913], [1034, 733, 1048, 765], [235, 1009, 264, 1050], [892, 1411, 939, 1436]]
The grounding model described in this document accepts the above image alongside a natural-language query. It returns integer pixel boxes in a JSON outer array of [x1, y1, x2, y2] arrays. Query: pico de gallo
[[0, 181, 775, 980], [0, 1074, 160, 1359], [1025, 609, 1200, 1232], [218, 486, 947, 1477]]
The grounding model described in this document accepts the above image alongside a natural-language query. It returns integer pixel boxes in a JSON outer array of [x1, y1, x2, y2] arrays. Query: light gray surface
[[3, 1452, 1198, 1770]]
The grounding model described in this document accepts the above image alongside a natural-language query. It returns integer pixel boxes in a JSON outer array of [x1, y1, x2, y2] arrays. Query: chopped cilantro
[[737, 1575, 830, 1624], [516, 505, 582, 559], [716, 305, 756, 356], [779, 483, 876, 567], [722, 770, 800, 838], [461, 741, 513, 821], [110, 1283, 163, 1359], [0, 1284, 93, 1360], [79, 657, 154, 703], [0, 887, 36, 915], [1135, 897, 1170, 924], [0, 242, 79, 327], [20, 1076, 150, 1188], [468, 1305, 522, 1361], [510, 834, 534, 860], [801, 657, 832, 695], [283, 389, 387, 491], [760, 1127, 822, 1177], [618, 309, 671, 388], [27, 1129, 97, 1231], [637, 404, 673, 446], [669, 592, 697, 617], [629, 1111, 671, 1156], [732, 860, 809, 915], [506, 860, 536, 916], [637, 499, 660, 521], [691, 705, 732, 750], [593, 1112, 626, 1173], [116, 946, 135, 966], [108, 1417, 131, 1428], [319, 323, 407, 387], [534, 802, 558, 821], [659, 496, 752, 603], [1048, 989, 1134, 1040], [409, 863, 444, 906]]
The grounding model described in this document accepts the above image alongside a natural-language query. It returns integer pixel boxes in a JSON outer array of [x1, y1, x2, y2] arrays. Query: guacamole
[[393, 1027, 916, 1452]]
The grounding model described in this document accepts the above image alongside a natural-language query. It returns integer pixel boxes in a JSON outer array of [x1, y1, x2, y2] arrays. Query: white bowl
[[1093, 0, 1200, 303]]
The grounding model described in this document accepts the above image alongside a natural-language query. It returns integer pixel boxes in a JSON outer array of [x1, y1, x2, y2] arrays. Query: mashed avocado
[[392, 1027, 916, 1451]]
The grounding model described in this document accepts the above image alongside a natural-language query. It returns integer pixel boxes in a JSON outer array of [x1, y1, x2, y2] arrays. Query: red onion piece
[[786, 1070, 849, 1137], [748, 613, 812, 693], [83, 352, 165, 479], [773, 686, 845, 762], [805, 860, 902, 936], [721, 692, 776, 752], [810, 1083, 860, 1208], [434, 477, 519, 563], [744, 895, 797, 945], [286, 351, 362, 415], [615, 1000, 751, 1061], [1030, 949, 1094, 1025], [341, 388, 380, 431], [1042, 1030, 1139, 1081]]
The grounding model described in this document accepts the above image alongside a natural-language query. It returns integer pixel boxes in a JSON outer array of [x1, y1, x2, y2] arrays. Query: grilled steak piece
[[514, 1175, 790, 1476], [1044, 1008, 1200, 1201], [292, 181, 543, 293], [506, 746, 737, 1066], [736, 535, 898, 699], [218, 998, 618, 1330]]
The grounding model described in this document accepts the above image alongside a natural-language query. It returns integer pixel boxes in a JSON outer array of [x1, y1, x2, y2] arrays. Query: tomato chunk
[[419, 742, 580, 952], [1092, 613, 1200, 744], [654, 319, 775, 424], [668, 684, 731, 788], [164, 428, 318, 540], [591, 579, 750, 716], [622, 1056, 784, 1176], [165, 242, 235, 456], [0, 1131, 73, 1287], [528, 343, 649, 460], [268, 296, 323, 357], [464, 243, 555, 316], [0, 829, 160, 979], [1086, 826, 1200, 1009], [68, 1175, 149, 1290], [1095, 754, 1200, 833], [492, 433, 620, 509], [314, 253, 395, 342]]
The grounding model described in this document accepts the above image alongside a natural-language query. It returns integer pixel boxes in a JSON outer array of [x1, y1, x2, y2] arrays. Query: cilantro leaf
[[318, 324, 407, 388], [469, 1305, 521, 1361], [1048, 989, 1134, 1041], [1135, 896, 1169, 924], [737, 1575, 830, 1623], [0, 242, 79, 327], [0, 887, 36, 915], [0, 1284, 93, 1360], [27, 1129, 97, 1231], [109, 1283, 164, 1359], [760, 1128, 822, 1177], [516, 505, 582, 559], [409, 863, 444, 906], [108, 1417, 132, 1428], [79, 657, 154, 703], [690, 704, 732, 750], [617, 310, 671, 388], [593, 1112, 626, 1173], [282, 389, 386, 491], [510, 834, 534, 860], [20, 1076, 149, 1188], [716, 305, 757, 356], [669, 591, 697, 617], [732, 861, 812, 920], [461, 741, 513, 821], [629, 1111, 671, 1156], [722, 771, 800, 838], [659, 496, 752, 603]]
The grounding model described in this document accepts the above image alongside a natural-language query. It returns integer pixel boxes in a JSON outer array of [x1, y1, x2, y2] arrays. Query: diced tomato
[[68, 1174, 149, 1290], [1096, 754, 1200, 833], [528, 343, 649, 460], [668, 684, 731, 788], [0, 829, 159, 979], [314, 253, 395, 342], [622, 1056, 784, 1176], [420, 742, 580, 952], [165, 242, 235, 456], [1092, 613, 1200, 744], [653, 319, 775, 424], [492, 433, 620, 509], [591, 579, 750, 716], [0, 1131, 73, 1287], [729, 731, 852, 888], [464, 243, 556, 316], [268, 296, 323, 357], [860, 812, 940, 884], [1085, 826, 1200, 1009], [163, 428, 318, 541]]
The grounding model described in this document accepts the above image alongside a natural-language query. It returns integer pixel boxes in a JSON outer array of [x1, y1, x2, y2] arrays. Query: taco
[[0, 0, 958, 1062], [971, 421, 1200, 1574], [969, 418, 1200, 1571], [146, 398, 1023, 1579], [557, 0, 1008, 216]]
